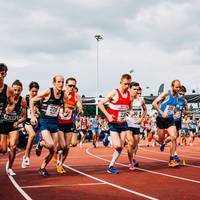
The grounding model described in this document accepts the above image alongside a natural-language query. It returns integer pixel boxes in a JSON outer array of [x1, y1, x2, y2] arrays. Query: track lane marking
[[63, 163, 158, 200], [86, 148, 200, 184]]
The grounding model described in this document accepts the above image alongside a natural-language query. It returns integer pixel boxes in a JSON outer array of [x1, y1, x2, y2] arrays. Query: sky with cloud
[[1, 0, 200, 96]]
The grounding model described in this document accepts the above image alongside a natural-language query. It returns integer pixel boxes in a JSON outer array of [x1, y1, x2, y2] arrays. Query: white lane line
[[86, 148, 200, 184], [121, 152, 200, 169], [63, 164, 158, 200], [139, 147, 200, 160], [5, 158, 32, 200], [22, 182, 105, 189]]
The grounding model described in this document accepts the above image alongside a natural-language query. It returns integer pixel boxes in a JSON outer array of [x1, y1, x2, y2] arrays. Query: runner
[[79, 115, 88, 147], [181, 115, 190, 145], [30, 75, 64, 176], [189, 114, 197, 146], [91, 115, 100, 148], [152, 80, 181, 167], [173, 85, 188, 159], [0, 63, 14, 154], [126, 82, 147, 170], [98, 74, 132, 174], [5, 80, 26, 176], [57, 77, 83, 174], [21, 81, 40, 168]]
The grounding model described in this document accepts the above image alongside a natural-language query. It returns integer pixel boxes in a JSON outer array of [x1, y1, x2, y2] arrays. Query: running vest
[[106, 89, 131, 124], [126, 97, 142, 128], [0, 84, 7, 119], [25, 95, 40, 120], [158, 90, 178, 118], [80, 118, 87, 130], [190, 120, 197, 130], [58, 91, 76, 124], [40, 88, 64, 119], [4, 96, 22, 122], [92, 118, 99, 129], [174, 97, 186, 121]]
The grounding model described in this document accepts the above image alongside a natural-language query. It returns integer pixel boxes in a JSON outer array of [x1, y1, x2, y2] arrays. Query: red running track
[[0, 141, 200, 200]]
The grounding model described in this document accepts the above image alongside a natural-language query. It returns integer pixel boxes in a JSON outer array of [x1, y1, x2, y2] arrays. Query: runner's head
[[171, 80, 181, 94], [65, 77, 76, 93], [29, 81, 40, 98], [129, 82, 139, 97], [120, 74, 132, 92], [12, 80, 23, 98], [0, 63, 8, 82], [53, 75, 64, 91], [179, 85, 186, 97]]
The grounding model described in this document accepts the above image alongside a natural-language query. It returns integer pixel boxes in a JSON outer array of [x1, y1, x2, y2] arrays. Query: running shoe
[[21, 156, 30, 168], [174, 155, 181, 163], [129, 163, 135, 171], [133, 159, 139, 167], [160, 143, 165, 152], [36, 141, 43, 156], [7, 168, 16, 176], [92, 141, 96, 148], [107, 166, 119, 174], [57, 165, 66, 174], [39, 168, 49, 177], [168, 160, 179, 167]]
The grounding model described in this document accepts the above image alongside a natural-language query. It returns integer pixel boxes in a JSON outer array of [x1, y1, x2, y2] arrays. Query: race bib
[[117, 110, 127, 122], [4, 113, 18, 122], [164, 105, 174, 116], [59, 108, 73, 120], [46, 104, 60, 117], [27, 108, 31, 119]]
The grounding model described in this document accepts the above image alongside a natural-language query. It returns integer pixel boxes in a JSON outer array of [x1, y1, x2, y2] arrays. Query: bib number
[[165, 105, 174, 116], [117, 110, 127, 122], [46, 104, 60, 117], [59, 108, 73, 120]]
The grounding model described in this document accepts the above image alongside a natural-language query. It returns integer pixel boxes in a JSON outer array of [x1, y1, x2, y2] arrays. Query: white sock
[[109, 150, 121, 168]]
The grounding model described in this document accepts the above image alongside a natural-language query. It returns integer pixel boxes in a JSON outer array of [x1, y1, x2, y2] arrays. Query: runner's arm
[[152, 92, 168, 118]]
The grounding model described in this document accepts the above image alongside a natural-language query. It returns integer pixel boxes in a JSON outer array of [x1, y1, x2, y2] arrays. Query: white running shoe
[[21, 156, 30, 168], [7, 168, 16, 176]]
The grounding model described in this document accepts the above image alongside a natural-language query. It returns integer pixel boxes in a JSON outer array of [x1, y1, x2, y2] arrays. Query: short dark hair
[[138, 86, 142, 91], [180, 85, 187, 93], [66, 77, 76, 84], [29, 81, 39, 91], [12, 80, 23, 88], [130, 82, 139, 88], [0, 63, 8, 72]]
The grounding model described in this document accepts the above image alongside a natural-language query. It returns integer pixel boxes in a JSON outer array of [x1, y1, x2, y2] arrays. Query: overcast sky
[[1, 0, 200, 97]]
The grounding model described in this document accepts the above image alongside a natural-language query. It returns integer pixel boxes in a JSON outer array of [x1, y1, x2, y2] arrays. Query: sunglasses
[[68, 84, 76, 88], [179, 93, 185, 96]]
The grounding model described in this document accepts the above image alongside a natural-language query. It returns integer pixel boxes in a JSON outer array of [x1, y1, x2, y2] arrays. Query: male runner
[[99, 74, 132, 174], [152, 80, 181, 167]]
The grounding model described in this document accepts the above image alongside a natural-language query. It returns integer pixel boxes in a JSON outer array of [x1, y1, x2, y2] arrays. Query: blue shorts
[[108, 122, 128, 133], [91, 128, 99, 133], [39, 118, 59, 133]]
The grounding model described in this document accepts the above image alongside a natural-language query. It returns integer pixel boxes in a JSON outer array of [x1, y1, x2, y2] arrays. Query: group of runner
[[0, 63, 199, 176]]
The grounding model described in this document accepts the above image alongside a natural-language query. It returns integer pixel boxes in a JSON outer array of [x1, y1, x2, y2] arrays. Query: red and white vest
[[106, 89, 131, 124]]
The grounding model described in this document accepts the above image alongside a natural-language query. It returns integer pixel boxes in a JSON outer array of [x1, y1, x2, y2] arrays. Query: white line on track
[[5, 152, 33, 200], [86, 148, 200, 184], [21, 182, 105, 189], [139, 147, 200, 160], [63, 164, 158, 200], [121, 152, 200, 169]]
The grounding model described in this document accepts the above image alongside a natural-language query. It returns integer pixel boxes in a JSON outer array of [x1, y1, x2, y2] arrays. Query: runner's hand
[[161, 112, 168, 119], [31, 116, 38, 125], [106, 114, 115, 122]]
